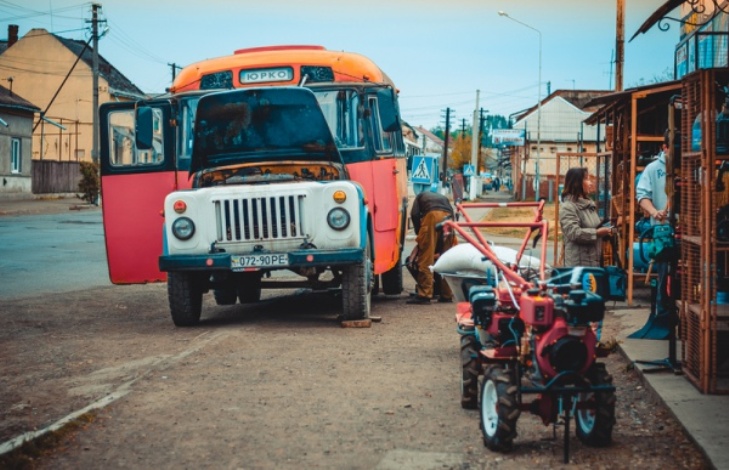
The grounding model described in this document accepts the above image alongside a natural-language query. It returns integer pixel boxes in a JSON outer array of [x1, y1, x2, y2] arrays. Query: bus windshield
[[177, 89, 362, 170], [313, 89, 363, 149]]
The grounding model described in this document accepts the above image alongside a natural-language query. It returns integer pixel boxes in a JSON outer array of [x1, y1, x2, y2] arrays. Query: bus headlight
[[327, 208, 350, 230], [172, 217, 195, 240]]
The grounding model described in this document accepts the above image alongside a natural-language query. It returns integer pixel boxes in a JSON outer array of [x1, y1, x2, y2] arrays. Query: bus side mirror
[[135, 106, 154, 150], [377, 88, 401, 133]]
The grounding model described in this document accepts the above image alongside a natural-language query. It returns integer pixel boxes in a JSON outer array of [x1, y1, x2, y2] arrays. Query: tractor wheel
[[460, 334, 481, 409], [480, 366, 520, 452], [576, 363, 616, 447], [341, 235, 373, 320], [238, 272, 262, 303], [168, 272, 203, 327], [213, 289, 237, 305], [381, 254, 403, 295]]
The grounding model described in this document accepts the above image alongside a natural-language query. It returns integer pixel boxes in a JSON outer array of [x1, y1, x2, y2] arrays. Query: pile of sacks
[[432, 242, 549, 301]]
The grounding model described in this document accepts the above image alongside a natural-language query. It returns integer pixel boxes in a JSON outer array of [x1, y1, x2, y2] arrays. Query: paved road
[[0, 210, 110, 301]]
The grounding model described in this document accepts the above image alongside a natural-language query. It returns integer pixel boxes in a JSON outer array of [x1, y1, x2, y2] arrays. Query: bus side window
[[368, 96, 392, 153], [108, 109, 164, 167]]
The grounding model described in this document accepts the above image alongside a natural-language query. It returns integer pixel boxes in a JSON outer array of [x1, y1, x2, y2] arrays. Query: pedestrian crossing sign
[[411, 156, 436, 184], [463, 164, 475, 177]]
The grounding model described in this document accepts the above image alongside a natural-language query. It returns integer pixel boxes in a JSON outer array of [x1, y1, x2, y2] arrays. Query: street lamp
[[499, 10, 542, 201]]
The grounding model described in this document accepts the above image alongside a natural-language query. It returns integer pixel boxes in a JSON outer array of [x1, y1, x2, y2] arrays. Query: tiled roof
[[0, 84, 39, 113], [54, 35, 145, 98]]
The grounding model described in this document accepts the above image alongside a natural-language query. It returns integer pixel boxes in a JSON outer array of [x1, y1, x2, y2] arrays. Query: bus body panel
[[346, 157, 405, 274], [171, 46, 392, 93], [101, 172, 175, 283]]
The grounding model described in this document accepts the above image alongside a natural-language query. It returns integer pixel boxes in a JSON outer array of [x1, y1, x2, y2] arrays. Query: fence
[[32, 160, 81, 194]]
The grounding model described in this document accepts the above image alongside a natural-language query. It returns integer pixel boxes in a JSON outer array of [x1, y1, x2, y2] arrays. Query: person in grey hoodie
[[636, 141, 670, 318], [559, 167, 614, 267]]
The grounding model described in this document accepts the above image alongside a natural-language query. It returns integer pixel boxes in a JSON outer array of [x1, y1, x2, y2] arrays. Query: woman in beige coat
[[559, 168, 614, 267]]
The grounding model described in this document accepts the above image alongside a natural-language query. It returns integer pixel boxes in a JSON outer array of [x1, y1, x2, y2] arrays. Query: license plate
[[231, 253, 289, 270], [240, 67, 293, 83]]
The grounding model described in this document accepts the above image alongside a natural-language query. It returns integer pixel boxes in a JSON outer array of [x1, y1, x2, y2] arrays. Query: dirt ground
[[0, 266, 711, 469]]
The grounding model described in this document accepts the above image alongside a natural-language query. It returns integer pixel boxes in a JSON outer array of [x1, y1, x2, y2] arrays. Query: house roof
[[53, 34, 145, 98], [511, 89, 614, 122], [0, 83, 39, 113], [582, 80, 682, 124], [414, 126, 445, 146]]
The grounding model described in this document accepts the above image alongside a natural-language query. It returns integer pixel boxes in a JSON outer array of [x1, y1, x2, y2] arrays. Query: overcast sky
[[3, 0, 679, 129]]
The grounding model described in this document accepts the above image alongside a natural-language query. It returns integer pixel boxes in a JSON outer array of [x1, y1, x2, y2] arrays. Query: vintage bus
[[99, 45, 408, 325]]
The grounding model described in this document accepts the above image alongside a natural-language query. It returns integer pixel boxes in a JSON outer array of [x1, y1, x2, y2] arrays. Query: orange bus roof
[[170, 45, 395, 93]]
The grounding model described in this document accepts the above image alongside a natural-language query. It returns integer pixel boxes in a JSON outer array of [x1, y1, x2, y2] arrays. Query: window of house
[[11, 138, 20, 173]]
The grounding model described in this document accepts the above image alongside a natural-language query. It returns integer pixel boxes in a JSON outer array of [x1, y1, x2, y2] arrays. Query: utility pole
[[469, 90, 480, 200], [169, 62, 182, 82], [90, 3, 101, 164], [615, 0, 625, 91], [441, 108, 451, 187]]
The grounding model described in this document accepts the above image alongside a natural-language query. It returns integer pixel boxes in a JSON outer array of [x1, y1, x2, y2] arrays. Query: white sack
[[432, 242, 547, 274]]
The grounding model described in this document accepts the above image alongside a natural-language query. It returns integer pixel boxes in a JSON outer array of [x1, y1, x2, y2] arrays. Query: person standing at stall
[[636, 140, 671, 323], [559, 167, 614, 267], [407, 190, 457, 304]]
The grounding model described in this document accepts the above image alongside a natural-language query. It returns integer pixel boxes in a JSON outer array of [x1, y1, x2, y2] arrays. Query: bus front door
[[99, 101, 178, 284]]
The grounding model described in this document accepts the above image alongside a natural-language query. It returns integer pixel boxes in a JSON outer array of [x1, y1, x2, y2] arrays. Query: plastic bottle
[[692, 113, 702, 152], [717, 89, 729, 154]]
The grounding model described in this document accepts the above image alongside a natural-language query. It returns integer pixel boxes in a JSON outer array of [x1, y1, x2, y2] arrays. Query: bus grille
[[214, 195, 304, 242]]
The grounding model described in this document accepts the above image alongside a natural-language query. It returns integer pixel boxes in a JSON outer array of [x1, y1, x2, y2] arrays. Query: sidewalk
[[615, 304, 729, 470], [0, 193, 99, 216]]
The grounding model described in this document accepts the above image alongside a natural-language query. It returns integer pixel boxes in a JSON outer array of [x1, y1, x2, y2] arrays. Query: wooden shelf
[[682, 235, 702, 245], [677, 300, 729, 331]]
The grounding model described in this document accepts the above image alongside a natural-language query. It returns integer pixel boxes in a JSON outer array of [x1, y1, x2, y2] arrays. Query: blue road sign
[[411, 156, 436, 184]]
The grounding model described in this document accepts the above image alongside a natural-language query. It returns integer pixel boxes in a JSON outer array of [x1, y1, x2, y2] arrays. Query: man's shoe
[[406, 296, 431, 305], [437, 297, 453, 303]]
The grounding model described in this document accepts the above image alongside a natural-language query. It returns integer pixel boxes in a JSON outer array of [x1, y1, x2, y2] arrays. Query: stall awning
[[630, 0, 684, 42]]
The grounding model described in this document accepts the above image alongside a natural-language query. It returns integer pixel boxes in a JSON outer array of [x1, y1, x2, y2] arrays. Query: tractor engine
[[521, 286, 605, 380]]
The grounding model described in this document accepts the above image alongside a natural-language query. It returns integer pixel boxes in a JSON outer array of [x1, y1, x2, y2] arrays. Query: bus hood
[[191, 87, 343, 173]]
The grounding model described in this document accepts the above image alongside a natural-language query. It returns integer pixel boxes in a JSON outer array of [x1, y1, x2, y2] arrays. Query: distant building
[[0, 26, 145, 163], [0, 84, 40, 194], [414, 126, 445, 155], [511, 89, 612, 180]]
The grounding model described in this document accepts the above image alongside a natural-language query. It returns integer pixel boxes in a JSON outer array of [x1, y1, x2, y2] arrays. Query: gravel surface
[[1, 274, 710, 469]]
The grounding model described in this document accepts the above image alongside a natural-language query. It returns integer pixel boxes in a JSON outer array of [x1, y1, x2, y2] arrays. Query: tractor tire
[[213, 289, 237, 305], [460, 334, 481, 409], [168, 272, 203, 327], [381, 254, 403, 295], [341, 235, 373, 321], [480, 366, 520, 452], [238, 272, 262, 303], [576, 363, 616, 447]]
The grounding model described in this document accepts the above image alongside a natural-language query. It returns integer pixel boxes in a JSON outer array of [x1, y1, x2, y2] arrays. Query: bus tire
[[341, 236, 373, 320], [214, 289, 237, 305], [168, 272, 203, 327], [238, 272, 262, 303], [381, 254, 403, 295]]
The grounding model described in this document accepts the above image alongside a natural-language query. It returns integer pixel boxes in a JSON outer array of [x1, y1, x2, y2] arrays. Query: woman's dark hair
[[561, 167, 588, 201]]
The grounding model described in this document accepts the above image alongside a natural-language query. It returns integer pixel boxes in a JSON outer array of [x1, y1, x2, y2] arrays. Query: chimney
[[8, 25, 18, 48]]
